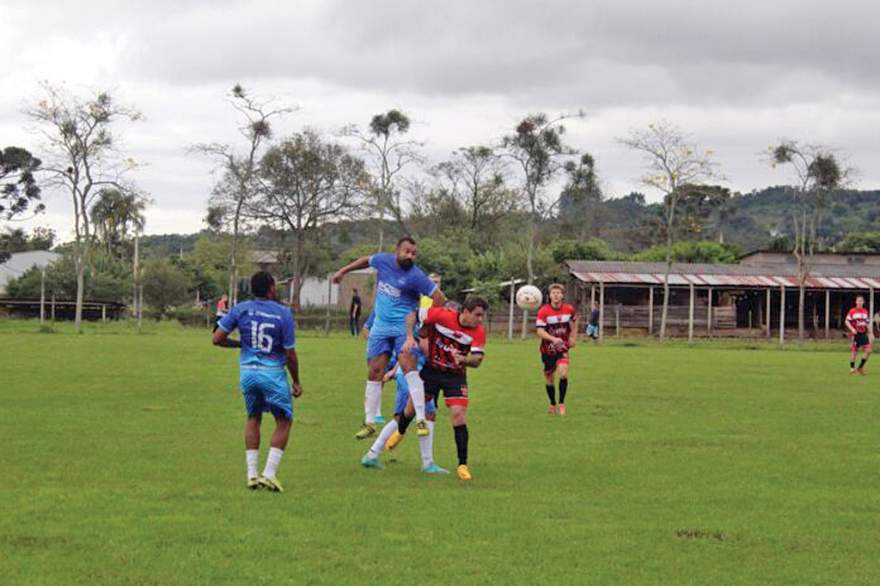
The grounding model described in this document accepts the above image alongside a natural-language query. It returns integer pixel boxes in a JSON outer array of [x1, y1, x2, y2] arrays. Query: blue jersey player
[[212, 271, 302, 493], [332, 236, 446, 441]]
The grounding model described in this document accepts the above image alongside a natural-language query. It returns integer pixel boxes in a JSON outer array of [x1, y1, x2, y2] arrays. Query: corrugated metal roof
[[567, 260, 880, 290]]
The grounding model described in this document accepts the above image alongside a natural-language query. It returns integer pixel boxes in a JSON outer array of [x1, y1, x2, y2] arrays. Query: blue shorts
[[239, 367, 293, 420], [392, 368, 436, 415], [366, 330, 410, 361]]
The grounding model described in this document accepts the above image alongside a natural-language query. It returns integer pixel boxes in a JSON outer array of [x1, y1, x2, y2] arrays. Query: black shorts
[[541, 352, 569, 374], [852, 332, 871, 350], [420, 366, 469, 407]]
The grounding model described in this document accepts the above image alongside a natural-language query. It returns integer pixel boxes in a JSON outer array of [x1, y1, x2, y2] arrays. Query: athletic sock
[[453, 424, 469, 466], [397, 412, 414, 435], [545, 384, 556, 405], [367, 420, 398, 459], [405, 370, 427, 420], [859, 358, 867, 369], [419, 420, 435, 467], [246, 449, 259, 479], [850, 361, 856, 369], [559, 378, 568, 404], [364, 380, 382, 424], [262, 447, 284, 478]]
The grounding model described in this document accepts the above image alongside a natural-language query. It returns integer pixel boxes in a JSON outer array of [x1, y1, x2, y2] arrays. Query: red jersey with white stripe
[[846, 307, 870, 334], [419, 307, 486, 375], [536, 303, 577, 355]]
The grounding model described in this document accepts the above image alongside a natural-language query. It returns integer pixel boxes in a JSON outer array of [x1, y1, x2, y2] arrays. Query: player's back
[[230, 299, 296, 368]]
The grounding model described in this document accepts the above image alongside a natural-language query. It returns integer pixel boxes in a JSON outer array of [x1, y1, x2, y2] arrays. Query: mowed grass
[[1, 321, 878, 585]]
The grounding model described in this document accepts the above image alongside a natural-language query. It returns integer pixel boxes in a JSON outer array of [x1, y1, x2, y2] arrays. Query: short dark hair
[[396, 236, 417, 248], [251, 271, 275, 298], [461, 295, 488, 313]]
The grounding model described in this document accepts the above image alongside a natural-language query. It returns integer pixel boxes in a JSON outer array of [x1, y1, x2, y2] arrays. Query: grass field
[[1, 320, 878, 585]]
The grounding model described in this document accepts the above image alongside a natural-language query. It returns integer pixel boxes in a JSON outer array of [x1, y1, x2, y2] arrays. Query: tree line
[[2, 82, 873, 339]]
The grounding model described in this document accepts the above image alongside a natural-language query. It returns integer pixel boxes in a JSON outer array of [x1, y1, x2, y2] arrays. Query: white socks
[[364, 380, 382, 424], [246, 449, 259, 479], [405, 371, 427, 420], [368, 420, 399, 459], [263, 447, 284, 479], [419, 420, 435, 467]]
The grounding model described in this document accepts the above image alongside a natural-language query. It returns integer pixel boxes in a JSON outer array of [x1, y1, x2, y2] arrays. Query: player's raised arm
[[331, 255, 371, 284]]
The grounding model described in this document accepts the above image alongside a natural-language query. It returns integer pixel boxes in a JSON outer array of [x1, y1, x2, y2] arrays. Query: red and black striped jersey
[[846, 307, 871, 334], [536, 303, 577, 355], [419, 307, 486, 375]]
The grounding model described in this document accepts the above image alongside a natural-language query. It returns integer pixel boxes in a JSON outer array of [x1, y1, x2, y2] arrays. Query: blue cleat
[[421, 463, 450, 475], [360, 455, 385, 470]]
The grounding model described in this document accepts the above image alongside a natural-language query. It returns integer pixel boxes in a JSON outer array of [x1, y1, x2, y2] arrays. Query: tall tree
[[620, 120, 720, 340], [768, 141, 850, 341], [190, 84, 292, 304], [345, 109, 423, 247], [249, 130, 368, 309], [90, 188, 147, 257], [1, 146, 43, 224], [25, 83, 142, 332], [431, 145, 518, 250], [559, 152, 603, 239], [502, 112, 582, 336]]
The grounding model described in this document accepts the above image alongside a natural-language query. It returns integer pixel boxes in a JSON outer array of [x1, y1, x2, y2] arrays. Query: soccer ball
[[515, 285, 543, 311]]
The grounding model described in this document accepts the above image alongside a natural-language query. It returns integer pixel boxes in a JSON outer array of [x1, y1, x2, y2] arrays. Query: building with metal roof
[[566, 252, 880, 342]]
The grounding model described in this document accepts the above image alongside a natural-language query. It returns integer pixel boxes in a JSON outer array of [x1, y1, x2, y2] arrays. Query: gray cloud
[[2, 0, 878, 240]]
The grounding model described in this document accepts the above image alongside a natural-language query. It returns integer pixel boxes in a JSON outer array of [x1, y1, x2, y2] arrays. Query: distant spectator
[[350, 288, 362, 336], [213, 293, 229, 333], [586, 302, 600, 341]]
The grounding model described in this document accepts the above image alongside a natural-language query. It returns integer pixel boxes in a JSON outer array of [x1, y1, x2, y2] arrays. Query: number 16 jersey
[[218, 299, 296, 369]]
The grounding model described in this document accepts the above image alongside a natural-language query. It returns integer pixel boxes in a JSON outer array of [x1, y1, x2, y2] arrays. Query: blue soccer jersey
[[218, 299, 296, 369], [369, 252, 436, 335]]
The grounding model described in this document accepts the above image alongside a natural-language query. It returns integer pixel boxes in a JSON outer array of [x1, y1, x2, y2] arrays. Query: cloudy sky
[[2, 0, 878, 241]]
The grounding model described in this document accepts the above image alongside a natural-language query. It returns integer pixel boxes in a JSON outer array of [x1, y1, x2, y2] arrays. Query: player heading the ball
[[332, 236, 447, 440]]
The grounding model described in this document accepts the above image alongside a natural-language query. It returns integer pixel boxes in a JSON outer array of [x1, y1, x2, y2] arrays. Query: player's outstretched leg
[[361, 420, 398, 469]]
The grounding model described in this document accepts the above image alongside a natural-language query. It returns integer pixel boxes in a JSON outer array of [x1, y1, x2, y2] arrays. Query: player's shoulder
[[563, 303, 577, 314], [537, 304, 552, 317]]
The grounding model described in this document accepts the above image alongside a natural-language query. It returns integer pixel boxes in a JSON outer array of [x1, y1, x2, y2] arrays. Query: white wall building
[[0, 251, 60, 296]]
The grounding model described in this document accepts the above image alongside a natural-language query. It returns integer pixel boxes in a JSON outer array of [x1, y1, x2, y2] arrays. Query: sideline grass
[[1, 321, 878, 584]]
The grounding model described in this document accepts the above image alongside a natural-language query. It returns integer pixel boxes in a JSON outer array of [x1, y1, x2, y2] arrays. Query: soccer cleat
[[247, 477, 261, 490], [258, 476, 284, 493], [360, 455, 385, 470], [421, 463, 450, 475], [385, 430, 405, 451], [548, 404, 557, 415], [456, 464, 472, 481], [850, 369, 857, 375], [375, 414, 386, 424], [857, 367, 866, 376], [415, 420, 430, 437], [355, 423, 377, 440], [558, 404, 566, 416]]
